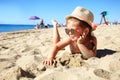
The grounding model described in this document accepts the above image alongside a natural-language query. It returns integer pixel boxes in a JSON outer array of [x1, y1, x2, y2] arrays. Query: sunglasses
[[65, 28, 75, 35]]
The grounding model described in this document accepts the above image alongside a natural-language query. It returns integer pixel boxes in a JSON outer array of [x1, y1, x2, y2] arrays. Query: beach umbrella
[[100, 11, 108, 17], [100, 11, 108, 25], [29, 16, 40, 25], [29, 16, 40, 20]]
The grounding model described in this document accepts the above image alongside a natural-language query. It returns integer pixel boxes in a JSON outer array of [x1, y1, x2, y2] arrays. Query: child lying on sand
[[43, 6, 97, 65]]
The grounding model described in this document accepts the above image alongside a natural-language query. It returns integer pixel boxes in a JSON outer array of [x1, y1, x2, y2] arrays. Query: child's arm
[[43, 37, 71, 65], [77, 34, 97, 59], [78, 42, 97, 59]]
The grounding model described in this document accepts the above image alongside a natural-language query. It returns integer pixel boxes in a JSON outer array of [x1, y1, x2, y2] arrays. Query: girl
[[43, 6, 97, 65]]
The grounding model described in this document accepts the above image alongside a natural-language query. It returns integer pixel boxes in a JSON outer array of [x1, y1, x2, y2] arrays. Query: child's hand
[[43, 58, 56, 66], [51, 20, 59, 27], [77, 32, 86, 44]]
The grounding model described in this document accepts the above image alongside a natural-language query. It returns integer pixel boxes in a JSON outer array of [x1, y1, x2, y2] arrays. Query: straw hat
[[66, 6, 94, 29]]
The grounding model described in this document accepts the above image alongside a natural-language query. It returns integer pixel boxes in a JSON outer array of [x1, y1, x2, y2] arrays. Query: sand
[[0, 25, 120, 80]]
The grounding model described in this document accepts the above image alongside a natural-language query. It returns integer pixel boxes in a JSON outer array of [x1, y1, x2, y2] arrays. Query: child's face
[[66, 19, 84, 41]]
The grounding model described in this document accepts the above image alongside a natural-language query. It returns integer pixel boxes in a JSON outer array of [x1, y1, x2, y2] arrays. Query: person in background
[[40, 19, 44, 28], [45, 24, 50, 28], [34, 24, 39, 29]]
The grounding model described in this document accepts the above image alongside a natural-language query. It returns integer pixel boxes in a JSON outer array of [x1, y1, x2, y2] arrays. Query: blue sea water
[[0, 24, 53, 33], [0, 24, 35, 33]]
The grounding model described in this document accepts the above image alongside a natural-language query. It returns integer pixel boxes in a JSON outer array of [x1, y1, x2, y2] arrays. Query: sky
[[0, 0, 120, 25]]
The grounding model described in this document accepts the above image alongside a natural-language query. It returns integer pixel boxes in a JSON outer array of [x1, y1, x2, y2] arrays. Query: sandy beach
[[0, 25, 120, 80]]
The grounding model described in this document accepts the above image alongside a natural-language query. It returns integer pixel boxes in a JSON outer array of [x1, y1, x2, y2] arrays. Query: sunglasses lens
[[65, 29, 69, 34], [65, 28, 75, 35], [71, 29, 75, 34]]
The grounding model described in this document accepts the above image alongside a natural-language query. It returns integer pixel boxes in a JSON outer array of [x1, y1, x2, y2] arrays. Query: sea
[[0, 24, 53, 33]]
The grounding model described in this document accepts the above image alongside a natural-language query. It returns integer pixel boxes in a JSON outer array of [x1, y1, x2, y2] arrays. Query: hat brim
[[65, 15, 96, 31]]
